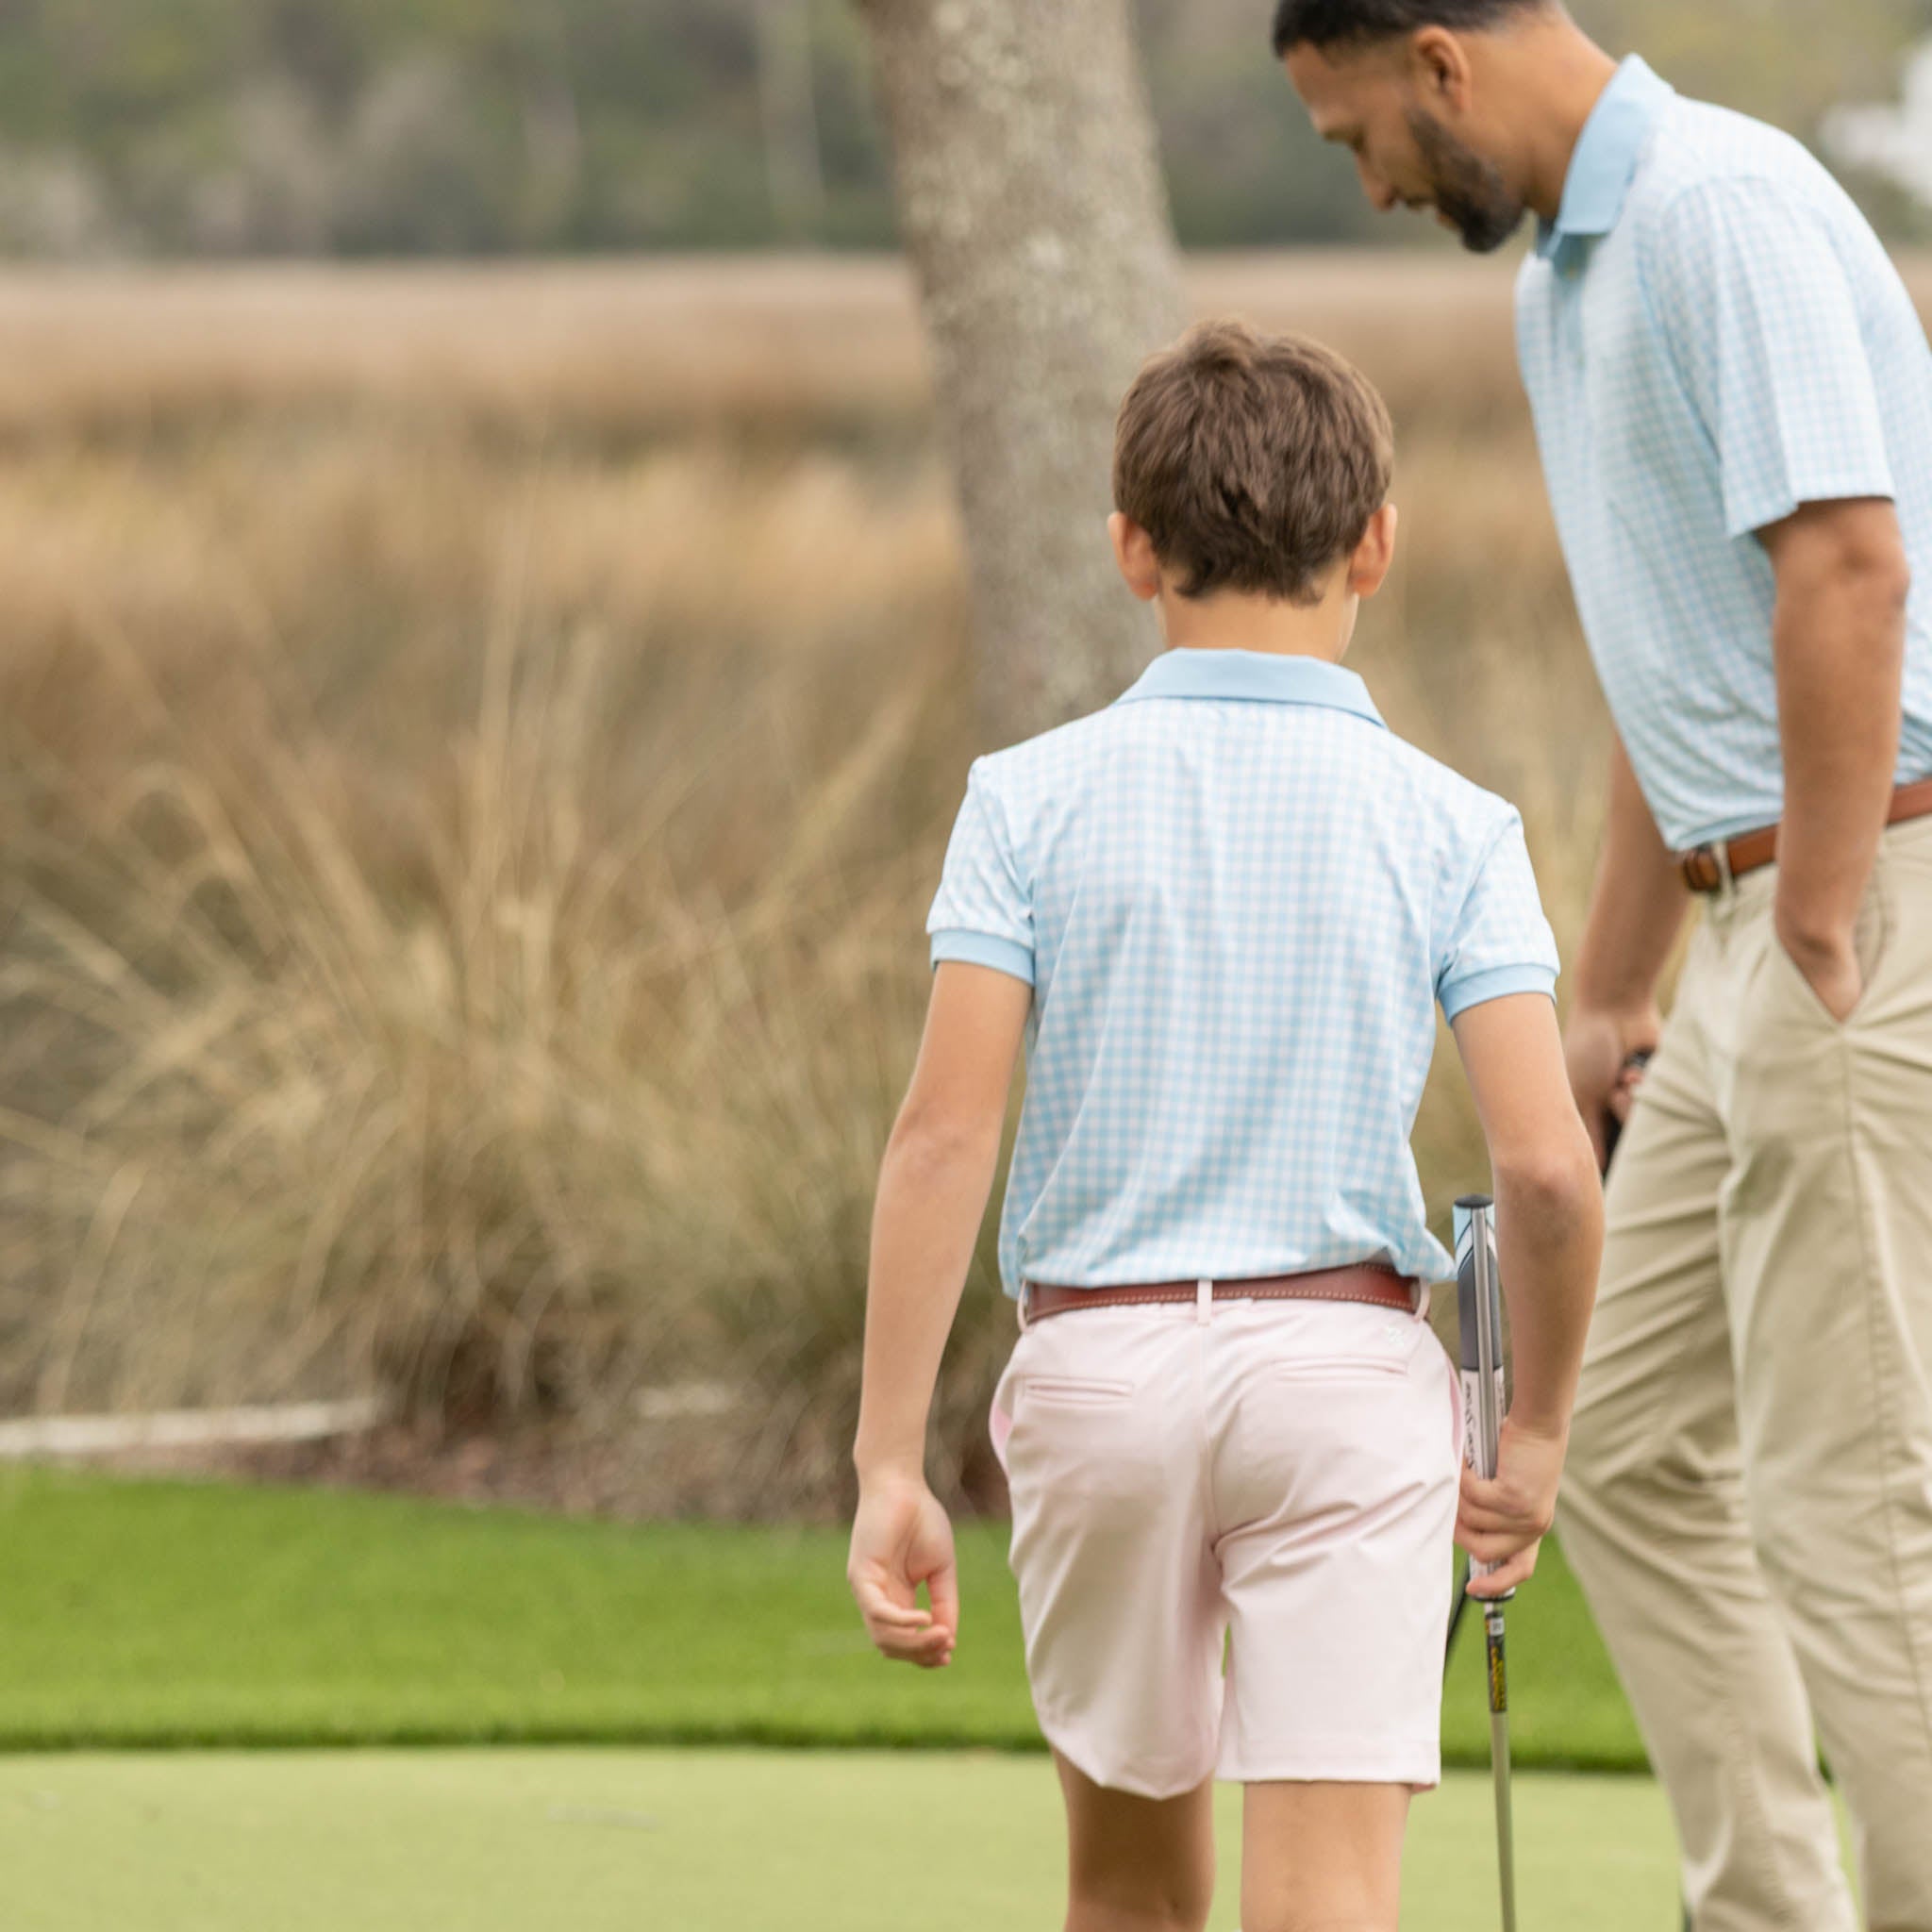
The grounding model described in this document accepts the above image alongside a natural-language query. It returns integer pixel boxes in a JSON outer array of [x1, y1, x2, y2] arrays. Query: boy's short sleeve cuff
[[1439, 963, 1557, 1024], [930, 928, 1036, 987]]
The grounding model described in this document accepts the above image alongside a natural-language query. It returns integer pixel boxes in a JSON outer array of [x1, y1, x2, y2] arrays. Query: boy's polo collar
[[1115, 647, 1386, 728], [1536, 54, 1674, 262]]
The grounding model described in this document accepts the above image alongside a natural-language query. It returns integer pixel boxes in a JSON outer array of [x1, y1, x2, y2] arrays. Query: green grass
[[0, 1467, 1645, 1768], [1, 1750, 1686, 1931]]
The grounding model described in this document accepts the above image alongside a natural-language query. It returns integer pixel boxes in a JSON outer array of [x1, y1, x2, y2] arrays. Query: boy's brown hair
[[1112, 320, 1394, 606]]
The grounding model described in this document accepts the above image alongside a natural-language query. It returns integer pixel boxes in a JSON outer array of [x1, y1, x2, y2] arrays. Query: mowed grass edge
[[0, 1469, 1644, 1769]]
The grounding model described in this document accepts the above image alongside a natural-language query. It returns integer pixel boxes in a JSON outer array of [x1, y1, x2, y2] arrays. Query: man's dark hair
[[1112, 321, 1393, 607], [1271, 0, 1550, 57]]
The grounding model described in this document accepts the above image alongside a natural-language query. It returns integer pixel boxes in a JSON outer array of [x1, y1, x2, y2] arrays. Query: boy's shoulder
[[973, 704, 1117, 784], [1374, 727, 1528, 854], [1375, 722, 1513, 800]]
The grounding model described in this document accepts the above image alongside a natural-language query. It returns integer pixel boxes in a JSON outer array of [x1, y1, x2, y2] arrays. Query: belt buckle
[[1016, 1283, 1032, 1334]]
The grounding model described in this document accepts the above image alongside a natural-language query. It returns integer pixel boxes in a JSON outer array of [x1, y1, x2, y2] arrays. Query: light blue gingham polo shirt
[[1516, 54, 1932, 855], [926, 647, 1559, 1299]]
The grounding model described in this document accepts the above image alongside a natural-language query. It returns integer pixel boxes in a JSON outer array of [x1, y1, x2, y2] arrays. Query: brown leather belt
[[1679, 775, 1932, 894], [1020, 1264, 1420, 1327]]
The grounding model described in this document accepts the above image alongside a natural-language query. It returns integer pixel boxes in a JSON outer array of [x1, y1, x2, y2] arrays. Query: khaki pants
[[1560, 815, 1932, 1932]]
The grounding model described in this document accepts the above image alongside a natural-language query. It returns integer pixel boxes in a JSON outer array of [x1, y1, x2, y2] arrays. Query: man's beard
[[1407, 108, 1526, 254]]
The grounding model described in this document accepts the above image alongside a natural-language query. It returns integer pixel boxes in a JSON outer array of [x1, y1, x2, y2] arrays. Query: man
[[1276, 6, 1932, 1927]]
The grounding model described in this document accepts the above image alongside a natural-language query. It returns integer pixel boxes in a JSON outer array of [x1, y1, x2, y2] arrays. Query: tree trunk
[[858, 0, 1188, 743]]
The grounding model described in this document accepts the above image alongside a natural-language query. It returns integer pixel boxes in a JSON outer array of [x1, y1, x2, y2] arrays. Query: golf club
[[1457, 1195, 1517, 1932], [1600, 1048, 1654, 1169]]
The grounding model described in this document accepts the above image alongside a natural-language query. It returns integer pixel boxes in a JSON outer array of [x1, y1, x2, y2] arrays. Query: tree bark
[[858, 0, 1188, 743]]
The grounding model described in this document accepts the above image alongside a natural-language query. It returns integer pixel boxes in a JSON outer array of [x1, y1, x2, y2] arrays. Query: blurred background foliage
[[0, 253, 1622, 1515], [5, 2, 1932, 1521], [0, 0, 1927, 257]]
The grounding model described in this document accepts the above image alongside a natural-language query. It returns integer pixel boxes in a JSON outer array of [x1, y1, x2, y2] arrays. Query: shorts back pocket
[[1019, 1375, 1135, 1407]]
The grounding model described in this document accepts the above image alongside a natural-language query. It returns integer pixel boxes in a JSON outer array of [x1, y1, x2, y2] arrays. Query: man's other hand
[[1564, 1002, 1660, 1168]]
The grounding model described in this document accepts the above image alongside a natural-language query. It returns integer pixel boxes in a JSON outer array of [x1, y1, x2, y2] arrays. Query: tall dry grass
[[0, 248, 1777, 442], [0, 253, 1713, 1518]]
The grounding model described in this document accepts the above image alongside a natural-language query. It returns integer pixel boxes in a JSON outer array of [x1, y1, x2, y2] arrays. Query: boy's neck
[[1158, 586, 1352, 663]]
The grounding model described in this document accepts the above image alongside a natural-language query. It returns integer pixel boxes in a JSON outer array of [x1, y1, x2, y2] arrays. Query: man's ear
[[1348, 503, 1400, 600], [1409, 26, 1473, 113], [1109, 511, 1163, 603]]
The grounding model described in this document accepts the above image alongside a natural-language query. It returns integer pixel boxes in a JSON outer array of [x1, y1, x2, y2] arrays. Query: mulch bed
[[63, 1410, 1011, 1524]]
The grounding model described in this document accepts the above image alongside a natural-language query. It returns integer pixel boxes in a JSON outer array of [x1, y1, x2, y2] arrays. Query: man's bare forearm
[[1573, 736, 1690, 1019], [1771, 509, 1907, 974], [851, 1123, 1003, 1484]]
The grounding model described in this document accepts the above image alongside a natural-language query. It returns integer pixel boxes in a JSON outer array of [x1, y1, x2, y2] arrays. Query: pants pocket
[[1264, 1355, 1407, 1384], [1017, 1375, 1136, 1407], [989, 1382, 1014, 1475], [1006, 1373, 1159, 1515], [1744, 863, 1892, 1035]]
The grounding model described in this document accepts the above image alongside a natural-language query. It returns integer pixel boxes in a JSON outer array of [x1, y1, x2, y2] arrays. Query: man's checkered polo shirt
[[1517, 54, 1932, 853]]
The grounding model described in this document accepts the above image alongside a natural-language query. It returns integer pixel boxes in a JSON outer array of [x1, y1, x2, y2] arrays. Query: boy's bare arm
[[1449, 991, 1606, 1594], [848, 960, 1030, 1666], [854, 960, 1031, 1478]]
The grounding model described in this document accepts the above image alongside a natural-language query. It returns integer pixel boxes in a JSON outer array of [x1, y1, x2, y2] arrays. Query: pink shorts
[[989, 1286, 1461, 1800]]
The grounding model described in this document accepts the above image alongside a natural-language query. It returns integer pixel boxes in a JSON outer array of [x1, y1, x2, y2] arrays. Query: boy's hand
[[1455, 1417, 1568, 1599], [847, 1475, 958, 1668]]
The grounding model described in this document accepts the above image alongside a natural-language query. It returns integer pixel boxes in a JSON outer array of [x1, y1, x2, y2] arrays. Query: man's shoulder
[[1629, 92, 1845, 240]]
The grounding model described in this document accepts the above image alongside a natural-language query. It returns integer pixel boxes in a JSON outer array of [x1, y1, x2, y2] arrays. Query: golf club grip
[[1455, 1197, 1512, 1597], [1600, 1047, 1655, 1172]]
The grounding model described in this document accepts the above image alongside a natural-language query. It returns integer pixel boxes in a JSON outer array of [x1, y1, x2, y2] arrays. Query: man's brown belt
[[1679, 774, 1932, 895], [1019, 1264, 1420, 1326]]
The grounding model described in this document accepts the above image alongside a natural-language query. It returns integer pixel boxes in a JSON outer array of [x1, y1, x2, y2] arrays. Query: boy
[[847, 321, 1602, 1932]]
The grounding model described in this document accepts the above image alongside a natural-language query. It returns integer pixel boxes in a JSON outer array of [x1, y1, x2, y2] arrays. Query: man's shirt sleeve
[[1643, 176, 1894, 541], [1435, 809, 1560, 1024], [926, 757, 1036, 987]]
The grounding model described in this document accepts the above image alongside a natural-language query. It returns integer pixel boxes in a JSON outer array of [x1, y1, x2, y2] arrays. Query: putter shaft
[[1458, 1198, 1520, 1932], [1487, 1603, 1517, 1932]]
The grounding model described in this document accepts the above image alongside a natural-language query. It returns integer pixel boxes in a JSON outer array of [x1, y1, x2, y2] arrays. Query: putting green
[[2, 1749, 1685, 1931]]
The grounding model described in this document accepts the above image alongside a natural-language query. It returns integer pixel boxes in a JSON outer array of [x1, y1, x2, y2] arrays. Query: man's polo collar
[[1536, 54, 1674, 262], [1115, 647, 1386, 728]]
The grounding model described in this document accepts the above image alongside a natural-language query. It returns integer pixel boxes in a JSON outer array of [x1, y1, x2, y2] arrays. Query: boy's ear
[[1347, 503, 1399, 601], [1109, 512, 1163, 603]]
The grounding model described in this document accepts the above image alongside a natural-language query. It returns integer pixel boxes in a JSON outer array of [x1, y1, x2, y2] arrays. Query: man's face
[[1284, 41, 1526, 254]]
